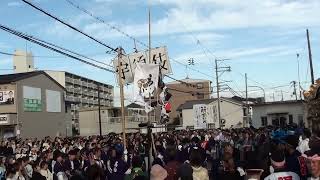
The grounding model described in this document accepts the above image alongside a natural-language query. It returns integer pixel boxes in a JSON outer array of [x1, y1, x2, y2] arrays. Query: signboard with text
[[114, 46, 171, 84], [0, 115, 8, 124], [23, 86, 42, 112]]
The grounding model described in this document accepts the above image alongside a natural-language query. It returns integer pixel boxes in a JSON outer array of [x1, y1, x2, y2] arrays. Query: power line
[[63, 0, 215, 81], [0, 24, 115, 73], [0, 51, 114, 59], [21, 0, 117, 52], [21, 0, 216, 89], [64, 0, 148, 49]]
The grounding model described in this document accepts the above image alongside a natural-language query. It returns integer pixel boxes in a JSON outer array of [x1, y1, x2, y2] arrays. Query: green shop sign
[[23, 98, 42, 112]]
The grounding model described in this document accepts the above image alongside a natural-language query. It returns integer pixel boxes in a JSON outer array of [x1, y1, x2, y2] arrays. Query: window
[[197, 93, 204, 99], [289, 115, 293, 124], [243, 108, 247, 116], [197, 83, 204, 89], [261, 116, 267, 126], [28, 65, 31, 68], [272, 117, 279, 126], [298, 115, 304, 127]]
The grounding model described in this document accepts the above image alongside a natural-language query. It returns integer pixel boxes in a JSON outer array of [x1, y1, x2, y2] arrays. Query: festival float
[[303, 78, 320, 132]]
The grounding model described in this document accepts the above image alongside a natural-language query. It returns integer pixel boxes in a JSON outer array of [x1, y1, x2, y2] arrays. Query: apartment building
[[45, 70, 114, 133]]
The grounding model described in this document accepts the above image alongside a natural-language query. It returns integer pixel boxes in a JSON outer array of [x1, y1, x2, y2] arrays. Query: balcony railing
[[108, 116, 154, 124], [65, 96, 74, 102]]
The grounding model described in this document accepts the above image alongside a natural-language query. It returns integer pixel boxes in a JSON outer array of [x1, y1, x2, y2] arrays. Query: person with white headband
[[264, 149, 300, 180]]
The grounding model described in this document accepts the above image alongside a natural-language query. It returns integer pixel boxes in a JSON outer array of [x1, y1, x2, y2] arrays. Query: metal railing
[[108, 116, 155, 124]]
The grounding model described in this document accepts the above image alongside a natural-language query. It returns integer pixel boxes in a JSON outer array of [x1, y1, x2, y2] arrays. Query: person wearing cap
[[285, 135, 308, 179], [150, 158, 167, 180], [264, 149, 300, 180]]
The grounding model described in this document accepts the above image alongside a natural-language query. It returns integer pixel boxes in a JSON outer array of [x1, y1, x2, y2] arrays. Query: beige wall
[[220, 100, 244, 128], [79, 110, 142, 136], [16, 74, 70, 138], [167, 80, 211, 122], [45, 71, 66, 87], [13, 50, 34, 73], [0, 84, 17, 113]]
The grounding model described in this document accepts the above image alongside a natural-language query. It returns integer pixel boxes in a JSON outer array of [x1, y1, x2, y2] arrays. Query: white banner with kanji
[[113, 46, 171, 84], [133, 63, 159, 107], [193, 104, 217, 129]]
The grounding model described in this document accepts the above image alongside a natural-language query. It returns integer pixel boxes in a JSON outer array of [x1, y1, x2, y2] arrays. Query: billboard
[[0, 90, 15, 105], [23, 86, 42, 112]]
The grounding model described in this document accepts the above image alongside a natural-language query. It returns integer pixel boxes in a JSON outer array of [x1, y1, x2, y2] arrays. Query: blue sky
[[1, 0, 320, 103]]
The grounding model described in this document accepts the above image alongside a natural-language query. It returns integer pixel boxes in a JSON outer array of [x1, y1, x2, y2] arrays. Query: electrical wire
[[21, 0, 117, 52], [0, 24, 115, 73], [63, 0, 215, 81], [64, 0, 148, 49]]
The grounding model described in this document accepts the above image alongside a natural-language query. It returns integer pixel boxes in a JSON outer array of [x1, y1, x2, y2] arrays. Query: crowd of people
[[0, 125, 319, 180]]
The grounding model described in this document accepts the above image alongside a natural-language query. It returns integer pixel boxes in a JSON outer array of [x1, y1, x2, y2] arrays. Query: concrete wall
[[181, 99, 243, 129], [0, 84, 17, 113], [45, 71, 66, 87], [79, 110, 142, 136], [16, 74, 70, 138], [252, 102, 305, 128], [13, 50, 34, 73]]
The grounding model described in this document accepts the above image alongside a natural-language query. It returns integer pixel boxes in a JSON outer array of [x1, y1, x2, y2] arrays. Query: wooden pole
[[245, 73, 248, 127], [117, 47, 126, 148], [306, 29, 315, 84], [98, 85, 102, 136]]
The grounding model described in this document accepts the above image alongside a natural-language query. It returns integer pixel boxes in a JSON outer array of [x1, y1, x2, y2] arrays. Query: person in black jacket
[[218, 152, 243, 180], [31, 162, 46, 180], [64, 150, 81, 177]]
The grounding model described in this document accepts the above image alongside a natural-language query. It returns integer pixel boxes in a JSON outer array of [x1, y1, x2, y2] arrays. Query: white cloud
[[76, 0, 320, 46], [173, 45, 291, 64], [7, 1, 23, 7], [0, 43, 11, 50], [0, 57, 12, 66], [171, 32, 225, 46]]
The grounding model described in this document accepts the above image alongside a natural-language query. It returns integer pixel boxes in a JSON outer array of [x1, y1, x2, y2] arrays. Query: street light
[[248, 86, 266, 102]]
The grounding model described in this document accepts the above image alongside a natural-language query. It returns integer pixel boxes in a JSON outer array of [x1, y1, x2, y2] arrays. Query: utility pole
[[215, 58, 231, 128], [215, 59, 221, 128], [98, 85, 102, 136], [306, 29, 315, 84], [273, 92, 275, 102], [281, 90, 284, 101], [291, 81, 298, 100], [245, 73, 249, 127], [117, 47, 126, 148], [296, 53, 302, 100]]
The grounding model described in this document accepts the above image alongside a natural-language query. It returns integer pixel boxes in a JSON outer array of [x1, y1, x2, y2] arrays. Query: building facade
[[167, 78, 212, 123], [0, 71, 71, 138], [78, 103, 156, 136], [177, 98, 244, 129], [44, 70, 114, 134], [251, 100, 305, 128], [11, 50, 114, 134]]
